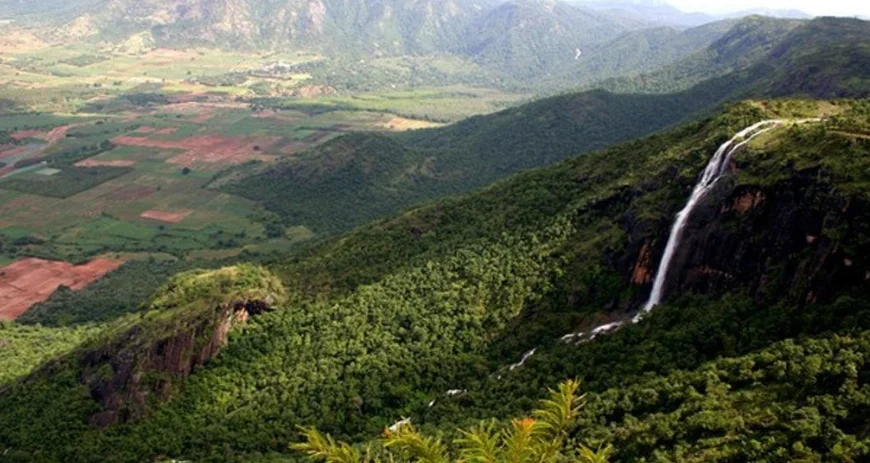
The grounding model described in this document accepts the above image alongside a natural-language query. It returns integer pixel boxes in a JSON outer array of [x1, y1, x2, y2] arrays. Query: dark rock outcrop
[[83, 300, 272, 428], [635, 167, 869, 306]]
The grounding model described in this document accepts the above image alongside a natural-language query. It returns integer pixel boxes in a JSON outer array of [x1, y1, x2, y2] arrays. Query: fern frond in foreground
[[291, 379, 612, 463]]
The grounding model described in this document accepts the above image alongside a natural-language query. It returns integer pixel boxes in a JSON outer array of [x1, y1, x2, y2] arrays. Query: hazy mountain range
[[0, 0, 817, 85]]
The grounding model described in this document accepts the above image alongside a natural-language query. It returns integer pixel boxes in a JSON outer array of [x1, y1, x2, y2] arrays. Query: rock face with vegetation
[[7, 265, 286, 430]]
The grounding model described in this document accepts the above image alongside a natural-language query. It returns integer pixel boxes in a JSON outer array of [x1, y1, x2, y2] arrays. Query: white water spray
[[638, 120, 789, 319]]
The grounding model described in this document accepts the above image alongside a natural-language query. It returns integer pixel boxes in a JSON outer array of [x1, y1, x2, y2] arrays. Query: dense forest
[[2, 99, 869, 462], [1, 4, 870, 462]]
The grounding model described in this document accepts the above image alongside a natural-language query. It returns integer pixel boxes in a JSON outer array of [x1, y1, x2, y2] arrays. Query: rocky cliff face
[[626, 165, 869, 309], [12, 265, 286, 428], [82, 300, 272, 427]]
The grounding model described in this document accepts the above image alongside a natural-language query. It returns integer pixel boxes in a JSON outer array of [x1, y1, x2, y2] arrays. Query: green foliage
[[574, 330, 870, 462], [292, 380, 612, 463], [146, 264, 288, 314], [0, 322, 102, 384], [17, 260, 193, 327], [1, 101, 869, 463]]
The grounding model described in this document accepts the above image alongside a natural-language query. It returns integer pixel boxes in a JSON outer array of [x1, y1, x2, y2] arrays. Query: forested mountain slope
[[226, 16, 870, 237], [2, 99, 869, 462], [546, 19, 737, 89], [459, 0, 634, 79], [601, 16, 870, 94]]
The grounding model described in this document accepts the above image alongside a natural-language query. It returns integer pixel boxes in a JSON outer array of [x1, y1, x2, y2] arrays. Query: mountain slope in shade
[[460, 0, 635, 78], [600, 15, 806, 93], [226, 17, 870, 237], [547, 18, 737, 88]]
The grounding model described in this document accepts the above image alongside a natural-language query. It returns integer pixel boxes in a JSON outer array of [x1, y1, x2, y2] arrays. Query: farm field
[[0, 44, 470, 315], [0, 257, 122, 320], [0, 39, 525, 318], [0, 101, 431, 263], [0, 40, 526, 120]]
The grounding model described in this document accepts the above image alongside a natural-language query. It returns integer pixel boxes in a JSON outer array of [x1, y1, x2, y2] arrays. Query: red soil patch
[[0, 146, 29, 160], [132, 127, 178, 136], [140, 209, 193, 223], [75, 159, 137, 168], [10, 130, 44, 140], [112, 135, 279, 168], [101, 185, 157, 201], [0, 258, 123, 320], [44, 125, 73, 144], [10, 124, 77, 144], [0, 165, 14, 177]]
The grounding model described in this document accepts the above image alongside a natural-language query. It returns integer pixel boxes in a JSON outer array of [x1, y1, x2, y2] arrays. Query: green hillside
[[459, 0, 634, 79], [225, 16, 870, 237], [2, 98, 869, 462], [1, 5, 870, 463], [542, 18, 737, 89], [600, 16, 870, 95]]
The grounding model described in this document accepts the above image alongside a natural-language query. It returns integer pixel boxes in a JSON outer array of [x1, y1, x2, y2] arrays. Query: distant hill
[[577, 0, 714, 28], [0, 0, 716, 87], [599, 15, 806, 93], [723, 8, 812, 20], [226, 16, 870, 236], [545, 18, 737, 88], [6, 0, 492, 54], [458, 0, 636, 79]]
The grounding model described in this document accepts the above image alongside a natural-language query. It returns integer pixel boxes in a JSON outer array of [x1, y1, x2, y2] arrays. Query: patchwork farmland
[[0, 45, 450, 314], [0, 85, 437, 301]]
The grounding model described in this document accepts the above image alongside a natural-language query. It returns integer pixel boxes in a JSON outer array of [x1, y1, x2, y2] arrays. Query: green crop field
[[0, 47, 460, 265]]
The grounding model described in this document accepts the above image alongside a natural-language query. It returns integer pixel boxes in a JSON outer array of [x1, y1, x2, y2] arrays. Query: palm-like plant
[[291, 379, 613, 463]]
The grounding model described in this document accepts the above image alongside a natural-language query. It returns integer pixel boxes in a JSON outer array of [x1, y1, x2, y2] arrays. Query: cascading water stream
[[637, 120, 788, 319]]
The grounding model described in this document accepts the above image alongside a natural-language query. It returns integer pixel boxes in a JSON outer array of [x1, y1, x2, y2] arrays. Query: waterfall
[[638, 120, 787, 319]]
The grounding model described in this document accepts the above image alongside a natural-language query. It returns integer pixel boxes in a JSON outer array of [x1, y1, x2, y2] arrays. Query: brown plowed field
[[75, 159, 137, 167], [140, 209, 193, 223], [112, 135, 279, 168], [0, 147, 29, 160], [10, 130, 43, 140], [44, 125, 73, 144], [0, 258, 123, 320]]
